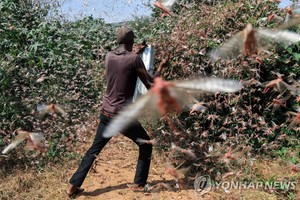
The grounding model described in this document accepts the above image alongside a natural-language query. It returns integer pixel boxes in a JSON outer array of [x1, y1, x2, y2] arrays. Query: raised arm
[[154, 56, 169, 78], [135, 55, 169, 89]]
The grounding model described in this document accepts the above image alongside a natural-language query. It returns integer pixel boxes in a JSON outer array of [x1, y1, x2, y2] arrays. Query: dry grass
[[1, 148, 299, 200], [0, 164, 75, 200]]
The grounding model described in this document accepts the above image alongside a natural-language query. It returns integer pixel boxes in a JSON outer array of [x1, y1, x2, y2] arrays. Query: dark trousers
[[69, 113, 152, 187]]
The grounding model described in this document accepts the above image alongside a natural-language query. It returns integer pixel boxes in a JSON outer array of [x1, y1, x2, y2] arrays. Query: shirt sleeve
[[134, 55, 154, 90]]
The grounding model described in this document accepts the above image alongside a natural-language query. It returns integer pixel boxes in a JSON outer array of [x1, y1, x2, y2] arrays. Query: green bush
[[0, 0, 299, 180]]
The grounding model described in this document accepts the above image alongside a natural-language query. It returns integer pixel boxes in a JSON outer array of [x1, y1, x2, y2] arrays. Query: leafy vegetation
[[0, 0, 300, 198], [0, 0, 114, 171]]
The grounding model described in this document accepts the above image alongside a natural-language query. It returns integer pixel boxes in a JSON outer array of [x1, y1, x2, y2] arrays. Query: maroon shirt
[[102, 50, 157, 114]]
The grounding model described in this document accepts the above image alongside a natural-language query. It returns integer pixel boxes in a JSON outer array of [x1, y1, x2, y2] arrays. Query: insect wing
[[102, 94, 153, 138], [37, 104, 51, 117], [37, 104, 46, 112], [277, 17, 300, 30], [160, 0, 177, 10], [167, 86, 194, 111], [29, 132, 44, 145], [288, 118, 299, 129], [54, 104, 68, 118], [177, 166, 191, 177], [2, 133, 27, 154], [257, 29, 300, 45], [173, 78, 243, 93], [292, 106, 300, 112], [189, 101, 207, 114], [136, 138, 148, 145], [159, 183, 173, 191], [210, 32, 244, 61], [283, 82, 300, 96]]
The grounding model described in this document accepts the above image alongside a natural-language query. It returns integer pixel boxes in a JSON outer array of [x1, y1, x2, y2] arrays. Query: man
[[66, 27, 166, 197]]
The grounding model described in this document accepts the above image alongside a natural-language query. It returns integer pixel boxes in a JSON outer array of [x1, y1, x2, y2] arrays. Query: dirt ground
[[71, 135, 198, 200], [68, 135, 280, 200], [2, 130, 295, 200]]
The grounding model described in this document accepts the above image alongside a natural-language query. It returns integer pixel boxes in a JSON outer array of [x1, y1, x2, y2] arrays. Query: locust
[[102, 77, 242, 138], [211, 23, 300, 62], [37, 103, 68, 119], [154, 0, 177, 17], [2, 130, 44, 156]]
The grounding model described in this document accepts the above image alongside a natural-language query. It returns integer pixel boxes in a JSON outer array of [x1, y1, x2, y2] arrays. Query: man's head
[[116, 26, 136, 45]]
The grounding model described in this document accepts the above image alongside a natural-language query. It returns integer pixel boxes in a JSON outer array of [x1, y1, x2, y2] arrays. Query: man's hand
[[134, 41, 147, 55], [157, 56, 170, 74]]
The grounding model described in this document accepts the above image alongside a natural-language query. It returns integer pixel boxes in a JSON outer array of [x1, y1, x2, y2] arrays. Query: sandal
[[66, 185, 84, 198], [127, 183, 152, 194], [127, 183, 144, 192]]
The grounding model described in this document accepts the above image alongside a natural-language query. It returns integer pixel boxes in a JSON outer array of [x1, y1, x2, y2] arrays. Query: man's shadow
[[80, 183, 129, 197], [80, 179, 190, 197]]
